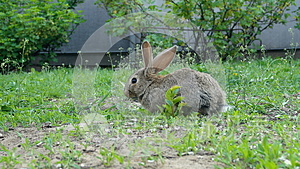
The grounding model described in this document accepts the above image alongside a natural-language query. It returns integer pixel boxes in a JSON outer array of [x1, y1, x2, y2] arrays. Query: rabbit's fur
[[124, 41, 226, 116]]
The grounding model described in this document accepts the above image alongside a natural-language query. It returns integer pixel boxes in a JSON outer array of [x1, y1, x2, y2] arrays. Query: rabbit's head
[[124, 41, 177, 100]]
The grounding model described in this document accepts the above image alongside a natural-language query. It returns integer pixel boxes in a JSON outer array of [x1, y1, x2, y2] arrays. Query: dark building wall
[[60, 0, 109, 53], [54, 0, 130, 66]]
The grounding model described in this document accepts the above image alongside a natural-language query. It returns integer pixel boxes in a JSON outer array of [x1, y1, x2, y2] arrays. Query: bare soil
[[0, 122, 224, 169]]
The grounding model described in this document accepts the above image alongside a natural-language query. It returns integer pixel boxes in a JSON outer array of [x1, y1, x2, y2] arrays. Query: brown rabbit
[[124, 41, 226, 115]]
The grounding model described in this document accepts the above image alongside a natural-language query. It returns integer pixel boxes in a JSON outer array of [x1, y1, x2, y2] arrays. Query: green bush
[[96, 0, 299, 59], [294, 6, 300, 30], [165, 0, 297, 59], [0, 0, 85, 71]]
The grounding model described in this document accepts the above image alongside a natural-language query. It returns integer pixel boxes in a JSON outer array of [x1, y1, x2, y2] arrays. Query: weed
[[56, 139, 82, 168], [0, 145, 21, 169], [160, 85, 187, 118], [97, 146, 124, 166]]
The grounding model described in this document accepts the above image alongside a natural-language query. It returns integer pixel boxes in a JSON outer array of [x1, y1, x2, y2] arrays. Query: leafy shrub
[[165, 0, 298, 59], [294, 6, 300, 30], [0, 0, 85, 71], [95, 0, 299, 59]]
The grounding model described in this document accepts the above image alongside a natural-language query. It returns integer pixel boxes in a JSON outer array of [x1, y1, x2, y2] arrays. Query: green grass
[[0, 57, 299, 168], [0, 68, 77, 129]]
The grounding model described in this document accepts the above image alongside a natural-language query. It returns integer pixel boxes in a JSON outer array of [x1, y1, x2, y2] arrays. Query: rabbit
[[124, 41, 226, 116]]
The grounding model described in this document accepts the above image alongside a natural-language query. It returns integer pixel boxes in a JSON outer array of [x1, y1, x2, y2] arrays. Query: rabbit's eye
[[131, 78, 137, 84]]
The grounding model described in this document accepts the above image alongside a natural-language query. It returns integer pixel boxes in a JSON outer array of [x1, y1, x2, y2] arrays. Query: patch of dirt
[[0, 122, 224, 168]]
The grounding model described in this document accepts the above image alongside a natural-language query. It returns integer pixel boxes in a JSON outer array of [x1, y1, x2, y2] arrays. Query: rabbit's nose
[[124, 89, 130, 98], [124, 88, 135, 98]]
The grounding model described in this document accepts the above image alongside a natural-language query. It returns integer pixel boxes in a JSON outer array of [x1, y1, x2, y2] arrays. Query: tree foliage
[[95, 0, 299, 59], [0, 0, 85, 71], [294, 6, 300, 30]]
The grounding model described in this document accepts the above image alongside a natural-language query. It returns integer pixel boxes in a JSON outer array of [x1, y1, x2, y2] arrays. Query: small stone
[[187, 151, 195, 155], [55, 164, 62, 169], [147, 160, 155, 163], [36, 142, 43, 147]]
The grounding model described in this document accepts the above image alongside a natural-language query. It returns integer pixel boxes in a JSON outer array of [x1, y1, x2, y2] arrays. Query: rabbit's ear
[[142, 41, 153, 68], [152, 45, 177, 72]]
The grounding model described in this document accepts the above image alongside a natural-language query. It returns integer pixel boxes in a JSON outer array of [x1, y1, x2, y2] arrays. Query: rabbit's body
[[124, 41, 226, 116]]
